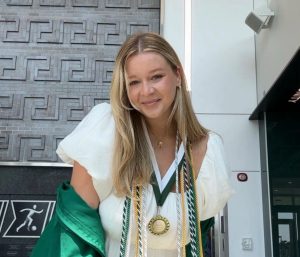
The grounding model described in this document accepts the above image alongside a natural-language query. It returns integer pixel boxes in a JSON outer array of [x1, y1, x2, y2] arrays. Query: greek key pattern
[[0, 55, 114, 82], [0, 133, 61, 161], [0, 94, 107, 120], [2, 0, 160, 8], [0, 18, 157, 45], [0, 0, 160, 162], [0, 95, 107, 161]]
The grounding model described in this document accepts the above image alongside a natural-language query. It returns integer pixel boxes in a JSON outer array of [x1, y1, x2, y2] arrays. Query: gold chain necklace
[[148, 131, 168, 150], [147, 132, 179, 236]]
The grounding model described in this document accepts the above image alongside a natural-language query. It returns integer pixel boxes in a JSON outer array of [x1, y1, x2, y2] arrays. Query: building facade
[[1, 0, 299, 256]]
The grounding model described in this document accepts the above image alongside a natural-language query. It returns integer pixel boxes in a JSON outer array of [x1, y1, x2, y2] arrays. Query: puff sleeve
[[56, 103, 115, 201], [197, 132, 235, 220]]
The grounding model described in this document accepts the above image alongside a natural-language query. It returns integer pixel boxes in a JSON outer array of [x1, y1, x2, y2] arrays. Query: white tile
[[196, 113, 261, 171]]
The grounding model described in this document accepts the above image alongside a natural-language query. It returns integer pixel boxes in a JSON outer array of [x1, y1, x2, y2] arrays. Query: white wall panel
[[196, 114, 260, 171], [162, 0, 185, 65], [163, 1, 265, 256], [255, 0, 300, 101], [228, 171, 265, 257], [191, 0, 256, 114]]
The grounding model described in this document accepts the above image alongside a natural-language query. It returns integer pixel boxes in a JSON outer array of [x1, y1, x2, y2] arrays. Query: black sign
[[2, 200, 55, 238], [0, 166, 71, 257]]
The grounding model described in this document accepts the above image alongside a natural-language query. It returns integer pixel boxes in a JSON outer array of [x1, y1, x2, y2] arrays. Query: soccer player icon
[[16, 204, 43, 232]]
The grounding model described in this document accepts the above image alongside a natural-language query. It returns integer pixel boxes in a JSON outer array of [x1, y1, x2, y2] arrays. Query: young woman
[[31, 32, 234, 257]]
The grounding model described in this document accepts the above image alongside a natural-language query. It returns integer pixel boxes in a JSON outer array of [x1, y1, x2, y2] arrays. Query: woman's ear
[[176, 67, 182, 88]]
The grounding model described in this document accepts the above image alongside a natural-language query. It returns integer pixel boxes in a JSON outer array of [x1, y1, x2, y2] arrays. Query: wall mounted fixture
[[288, 89, 300, 103], [245, 7, 274, 34]]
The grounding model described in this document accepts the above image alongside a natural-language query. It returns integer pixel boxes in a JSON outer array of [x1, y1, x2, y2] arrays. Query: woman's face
[[125, 52, 180, 124]]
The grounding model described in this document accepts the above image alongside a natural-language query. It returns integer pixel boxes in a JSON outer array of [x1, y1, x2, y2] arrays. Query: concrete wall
[[255, 0, 300, 102]]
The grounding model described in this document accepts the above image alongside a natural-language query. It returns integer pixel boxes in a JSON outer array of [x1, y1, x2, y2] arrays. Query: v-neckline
[[143, 121, 185, 192], [150, 154, 185, 206], [143, 121, 187, 207], [149, 142, 185, 192]]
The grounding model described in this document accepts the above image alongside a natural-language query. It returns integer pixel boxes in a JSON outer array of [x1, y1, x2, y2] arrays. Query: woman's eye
[[129, 80, 139, 86], [152, 74, 163, 81]]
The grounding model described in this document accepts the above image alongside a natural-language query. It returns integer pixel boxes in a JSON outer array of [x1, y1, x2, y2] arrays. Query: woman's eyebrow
[[126, 68, 164, 80], [148, 68, 164, 74]]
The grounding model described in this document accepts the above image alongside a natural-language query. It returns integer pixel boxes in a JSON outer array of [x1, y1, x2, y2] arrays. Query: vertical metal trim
[[263, 111, 274, 257], [223, 205, 229, 257], [213, 209, 225, 257], [214, 211, 221, 257], [184, 0, 191, 91], [160, 0, 165, 35]]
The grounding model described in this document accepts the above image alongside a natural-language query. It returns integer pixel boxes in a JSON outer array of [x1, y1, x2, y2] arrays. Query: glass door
[[266, 112, 300, 257], [273, 210, 300, 257]]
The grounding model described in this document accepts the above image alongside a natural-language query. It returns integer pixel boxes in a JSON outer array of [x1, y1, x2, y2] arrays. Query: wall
[[162, 0, 185, 65], [228, 171, 265, 256], [190, 1, 265, 256], [0, 0, 160, 162], [255, 0, 300, 102], [189, 0, 264, 256], [0, 2, 161, 256]]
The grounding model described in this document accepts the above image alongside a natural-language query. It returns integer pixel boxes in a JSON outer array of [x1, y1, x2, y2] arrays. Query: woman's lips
[[142, 99, 160, 105]]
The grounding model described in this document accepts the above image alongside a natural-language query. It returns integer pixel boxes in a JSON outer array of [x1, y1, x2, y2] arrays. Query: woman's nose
[[141, 81, 154, 95]]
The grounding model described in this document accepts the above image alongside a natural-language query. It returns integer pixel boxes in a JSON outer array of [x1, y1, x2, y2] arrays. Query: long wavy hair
[[110, 32, 208, 196]]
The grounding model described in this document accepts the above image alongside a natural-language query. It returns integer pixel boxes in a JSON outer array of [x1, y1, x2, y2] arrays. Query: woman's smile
[[142, 98, 161, 105]]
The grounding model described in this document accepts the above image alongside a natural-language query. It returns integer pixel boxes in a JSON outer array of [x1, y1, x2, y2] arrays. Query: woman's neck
[[145, 120, 177, 150], [146, 121, 176, 138]]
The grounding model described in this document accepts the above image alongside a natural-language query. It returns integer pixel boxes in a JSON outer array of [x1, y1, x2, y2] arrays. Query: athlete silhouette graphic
[[16, 205, 43, 232]]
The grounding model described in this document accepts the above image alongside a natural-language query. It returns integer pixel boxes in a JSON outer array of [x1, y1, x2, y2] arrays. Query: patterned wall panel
[[0, 0, 160, 162]]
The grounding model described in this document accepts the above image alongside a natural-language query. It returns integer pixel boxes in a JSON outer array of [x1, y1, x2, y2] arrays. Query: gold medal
[[148, 215, 170, 235]]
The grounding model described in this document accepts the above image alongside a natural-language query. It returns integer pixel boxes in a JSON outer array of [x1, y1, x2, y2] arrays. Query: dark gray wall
[[0, 2, 160, 255], [0, 0, 160, 162]]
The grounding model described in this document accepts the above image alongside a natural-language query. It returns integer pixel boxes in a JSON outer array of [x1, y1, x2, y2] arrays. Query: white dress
[[56, 103, 235, 257]]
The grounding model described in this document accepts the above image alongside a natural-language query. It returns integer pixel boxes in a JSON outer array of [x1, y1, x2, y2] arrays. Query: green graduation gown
[[30, 182, 213, 257]]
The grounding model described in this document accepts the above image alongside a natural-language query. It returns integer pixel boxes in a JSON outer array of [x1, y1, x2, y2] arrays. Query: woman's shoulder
[[67, 103, 114, 140], [56, 103, 115, 200], [207, 131, 223, 145], [205, 131, 226, 159], [89, 102, 111, 116], [57, 102, 115, 160], [77, 102, 113, 127]]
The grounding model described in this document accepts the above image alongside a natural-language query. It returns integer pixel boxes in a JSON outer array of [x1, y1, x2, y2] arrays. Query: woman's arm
[[70, 161, 100, 209]]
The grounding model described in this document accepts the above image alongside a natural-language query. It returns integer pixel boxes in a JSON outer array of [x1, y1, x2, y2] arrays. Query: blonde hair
[[110, 32, 208, 196]]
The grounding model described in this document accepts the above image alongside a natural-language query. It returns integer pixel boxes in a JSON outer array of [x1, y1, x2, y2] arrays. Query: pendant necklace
[[147, 131, 180, 236], [157, 140, 163, 149]]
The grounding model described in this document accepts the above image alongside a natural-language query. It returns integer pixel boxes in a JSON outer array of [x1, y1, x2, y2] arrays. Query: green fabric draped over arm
[[30, 182, 106, 257]]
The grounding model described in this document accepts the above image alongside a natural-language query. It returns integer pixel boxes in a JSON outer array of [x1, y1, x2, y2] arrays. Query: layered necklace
[[118, 125, 204, 257], [147, 133, 185, 236]]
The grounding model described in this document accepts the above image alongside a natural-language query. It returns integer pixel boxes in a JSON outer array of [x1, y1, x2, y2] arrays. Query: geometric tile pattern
[[0, 0, 160, 161]]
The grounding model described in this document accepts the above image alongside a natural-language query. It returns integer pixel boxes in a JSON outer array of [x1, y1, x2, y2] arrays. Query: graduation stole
[[119, 145, 204, 257]]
